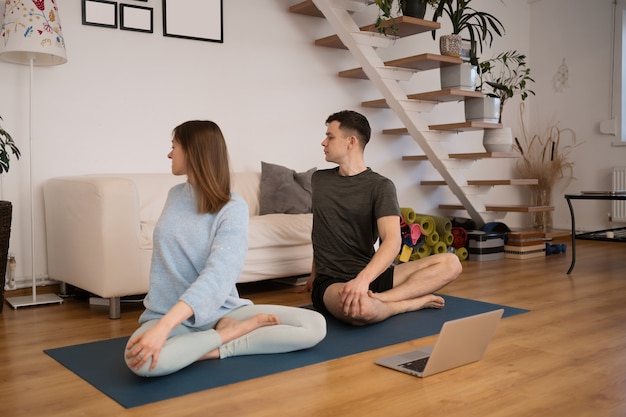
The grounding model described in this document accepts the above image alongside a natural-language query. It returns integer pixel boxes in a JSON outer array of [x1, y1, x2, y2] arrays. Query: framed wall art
[[162, 0, 223, 43], [82, 0, 118, 29], [120, 4, 154, 33]]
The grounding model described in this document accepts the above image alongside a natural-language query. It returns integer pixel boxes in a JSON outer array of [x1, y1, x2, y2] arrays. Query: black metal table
[[564, 193, 626, 274]]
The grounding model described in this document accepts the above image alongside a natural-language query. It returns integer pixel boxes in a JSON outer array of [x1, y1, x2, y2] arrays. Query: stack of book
[[504, 231, 546, 259]]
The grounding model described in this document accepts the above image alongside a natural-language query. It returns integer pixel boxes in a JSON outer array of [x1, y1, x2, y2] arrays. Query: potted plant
[[430, 0, 505, 59], [374, 0, 439, 36], [0, 116, 20, 312], [433, 0, 504, 91], [464, 50, 535, 151]]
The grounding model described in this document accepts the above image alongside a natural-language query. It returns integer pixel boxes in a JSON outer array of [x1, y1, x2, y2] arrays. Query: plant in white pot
[[0, 116, 20, 311], [374, 0, 439, 36], [432, 0, 505, 91], [465, 50, 535, 151]]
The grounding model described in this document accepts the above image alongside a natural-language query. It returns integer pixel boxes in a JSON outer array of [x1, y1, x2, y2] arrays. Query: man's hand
[[339, 277, 371, 318]]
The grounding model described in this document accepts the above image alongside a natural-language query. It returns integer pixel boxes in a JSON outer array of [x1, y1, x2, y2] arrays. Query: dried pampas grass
[[513, 103, 581, 229]]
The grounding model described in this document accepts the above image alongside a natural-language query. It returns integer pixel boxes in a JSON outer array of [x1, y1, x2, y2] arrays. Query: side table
[[564, 192, 626, 274]]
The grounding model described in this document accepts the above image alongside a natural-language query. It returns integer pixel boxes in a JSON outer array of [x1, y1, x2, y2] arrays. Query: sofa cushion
[[259, 162, 316, 215], [248, 213, 312, 249]]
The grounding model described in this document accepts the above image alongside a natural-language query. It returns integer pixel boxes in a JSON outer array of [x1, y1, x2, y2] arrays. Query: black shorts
[[311, 266, 395, 316]]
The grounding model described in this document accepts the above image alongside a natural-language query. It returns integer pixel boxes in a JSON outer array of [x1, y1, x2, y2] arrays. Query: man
[[308, 110, 462, 326]]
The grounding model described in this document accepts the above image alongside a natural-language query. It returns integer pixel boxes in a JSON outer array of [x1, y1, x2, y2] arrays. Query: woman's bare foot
[[200, 314, 280, 360]]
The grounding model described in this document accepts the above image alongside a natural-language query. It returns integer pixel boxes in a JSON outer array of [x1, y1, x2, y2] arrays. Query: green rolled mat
[[412, 214, 435, 235], [417, 244, 432, 258], [409, 248, 423, 261], [420, 214, 452, 236], [432, 241, 447, 254], [400, 207, 416, 224], [456, 246, 469, 261], [425, 231, 439, 246], [442, 232, 454, 246]]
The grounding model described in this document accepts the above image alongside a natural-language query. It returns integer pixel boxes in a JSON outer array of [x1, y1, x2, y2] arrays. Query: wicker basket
[[0, 201, 12, 313]]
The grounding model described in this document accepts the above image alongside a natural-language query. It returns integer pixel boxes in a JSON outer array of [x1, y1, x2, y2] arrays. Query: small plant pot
[[439, 34, 462, 57], [464, 96, 500, 123], [482, 127, 513, 152], [440, 63, 477, 91], [402, 0, 427, 19]]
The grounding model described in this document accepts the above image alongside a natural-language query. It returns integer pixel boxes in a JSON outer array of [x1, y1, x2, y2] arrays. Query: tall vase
[[530, 187, 553, 231]]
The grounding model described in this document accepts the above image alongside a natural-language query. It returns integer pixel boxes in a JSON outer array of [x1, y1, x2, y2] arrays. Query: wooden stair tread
[[289, 0, 324, 17], [315, 17, 440, 49], [340, 53, 463, 79], [421, 179, 539, 186], [448, 152, 522, 159], [409, 89, 484, 103], [363, 89, 486, 108], [402, 152, 522, 160], [429, 121, 503, 131], [439, 204, 555, 213], [384, 122, 502, 135]]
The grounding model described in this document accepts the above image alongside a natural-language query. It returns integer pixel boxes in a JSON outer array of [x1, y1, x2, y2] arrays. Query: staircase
[[289, 0, 553, 228]]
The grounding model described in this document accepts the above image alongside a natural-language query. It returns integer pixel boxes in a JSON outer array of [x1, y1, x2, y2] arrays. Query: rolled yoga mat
[[432, 241, 447, 254], [425, 231, 439, 247], [400, 207, 417, 224], [412, 214, 435, 236], [441, 232, 454, 246], [429, 214, 452, 236], [456, 246, 469, 261]]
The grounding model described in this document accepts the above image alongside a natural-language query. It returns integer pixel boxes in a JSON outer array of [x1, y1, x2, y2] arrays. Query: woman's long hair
[[173, 120, 231, 213]]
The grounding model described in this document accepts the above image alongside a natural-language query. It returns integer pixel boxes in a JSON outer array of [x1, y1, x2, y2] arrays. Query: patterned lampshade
[[0, 0, 67, 66]]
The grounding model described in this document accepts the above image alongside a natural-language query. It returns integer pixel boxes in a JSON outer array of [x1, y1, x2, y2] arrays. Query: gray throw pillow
[[259, 162, 316, 215]]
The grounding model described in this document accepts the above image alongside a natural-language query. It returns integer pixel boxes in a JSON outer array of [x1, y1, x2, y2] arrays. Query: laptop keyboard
[[399, 357, 429, 373]]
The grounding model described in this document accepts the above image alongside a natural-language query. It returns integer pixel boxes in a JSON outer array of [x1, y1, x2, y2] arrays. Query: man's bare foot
[[368, 291, 445, 311], [200, 314, 280, 360]]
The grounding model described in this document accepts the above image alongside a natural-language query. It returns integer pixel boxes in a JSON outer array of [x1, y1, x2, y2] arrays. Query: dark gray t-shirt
[[311, 167, 401, 281]]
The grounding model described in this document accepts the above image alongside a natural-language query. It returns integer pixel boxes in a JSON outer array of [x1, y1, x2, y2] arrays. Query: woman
[[125, 120, 326, 377]]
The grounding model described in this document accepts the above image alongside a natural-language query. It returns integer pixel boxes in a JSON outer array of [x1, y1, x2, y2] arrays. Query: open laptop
[[375, 309, 504, 377]]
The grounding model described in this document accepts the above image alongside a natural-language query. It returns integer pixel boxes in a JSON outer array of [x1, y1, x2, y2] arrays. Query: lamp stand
[[6, 57, 63, 309]]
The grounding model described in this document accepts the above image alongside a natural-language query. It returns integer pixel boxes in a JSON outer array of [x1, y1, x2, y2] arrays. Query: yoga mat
[[45, 296, 527, 409], [413, 214, 435, 235], [400, 207, 417, 224]]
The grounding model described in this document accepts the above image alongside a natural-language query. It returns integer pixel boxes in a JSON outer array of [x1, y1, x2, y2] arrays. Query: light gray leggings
[[125, 304, 327, 377]]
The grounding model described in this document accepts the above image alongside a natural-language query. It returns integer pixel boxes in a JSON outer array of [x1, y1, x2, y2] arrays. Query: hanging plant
[[0, 116, 21, 174]]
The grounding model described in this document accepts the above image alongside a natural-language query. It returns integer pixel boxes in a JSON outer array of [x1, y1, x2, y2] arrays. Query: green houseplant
[[465, 51, 535, 152], [475, 50, 535, 123], [430, 0, 505, 60], [0, 116, 20, 312], [374, 0, 439, 35]]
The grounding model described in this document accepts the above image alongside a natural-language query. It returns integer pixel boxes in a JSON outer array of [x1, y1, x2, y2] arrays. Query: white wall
[[1, 0, 619, 285]]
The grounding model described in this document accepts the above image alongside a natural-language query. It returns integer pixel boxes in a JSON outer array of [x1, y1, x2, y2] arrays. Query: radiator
[[612, 167, 626, 222]]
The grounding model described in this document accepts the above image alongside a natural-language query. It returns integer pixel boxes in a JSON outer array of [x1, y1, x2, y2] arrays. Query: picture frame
[[82, 0, 118, 29], [120, 4, 154, 33], [162, 0, 223, 43]]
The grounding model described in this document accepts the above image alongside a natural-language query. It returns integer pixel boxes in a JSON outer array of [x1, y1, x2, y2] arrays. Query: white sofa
[[43, 172, 313, 319]]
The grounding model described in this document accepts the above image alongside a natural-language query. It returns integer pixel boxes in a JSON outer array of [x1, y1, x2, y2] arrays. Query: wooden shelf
[[448, 152, 522, 159], [439, 204, 555, 213], [383, 121, 502, 135], [408, 88, 484, 103], [401, 155, 428, 161], [421, 179, 539, 186], [429, 121, 503, 131], [289, 0, 324, 17], [402, 152, 522, 161], [340, 53, 462, 79], [315, 16, 440, 49]]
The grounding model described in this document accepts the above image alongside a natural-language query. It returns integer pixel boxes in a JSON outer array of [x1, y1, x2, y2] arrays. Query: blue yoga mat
[[44, 295, 527, 408]]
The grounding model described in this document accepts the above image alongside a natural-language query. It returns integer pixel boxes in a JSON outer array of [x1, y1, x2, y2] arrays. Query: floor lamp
[[1, 0, 67, 308]]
